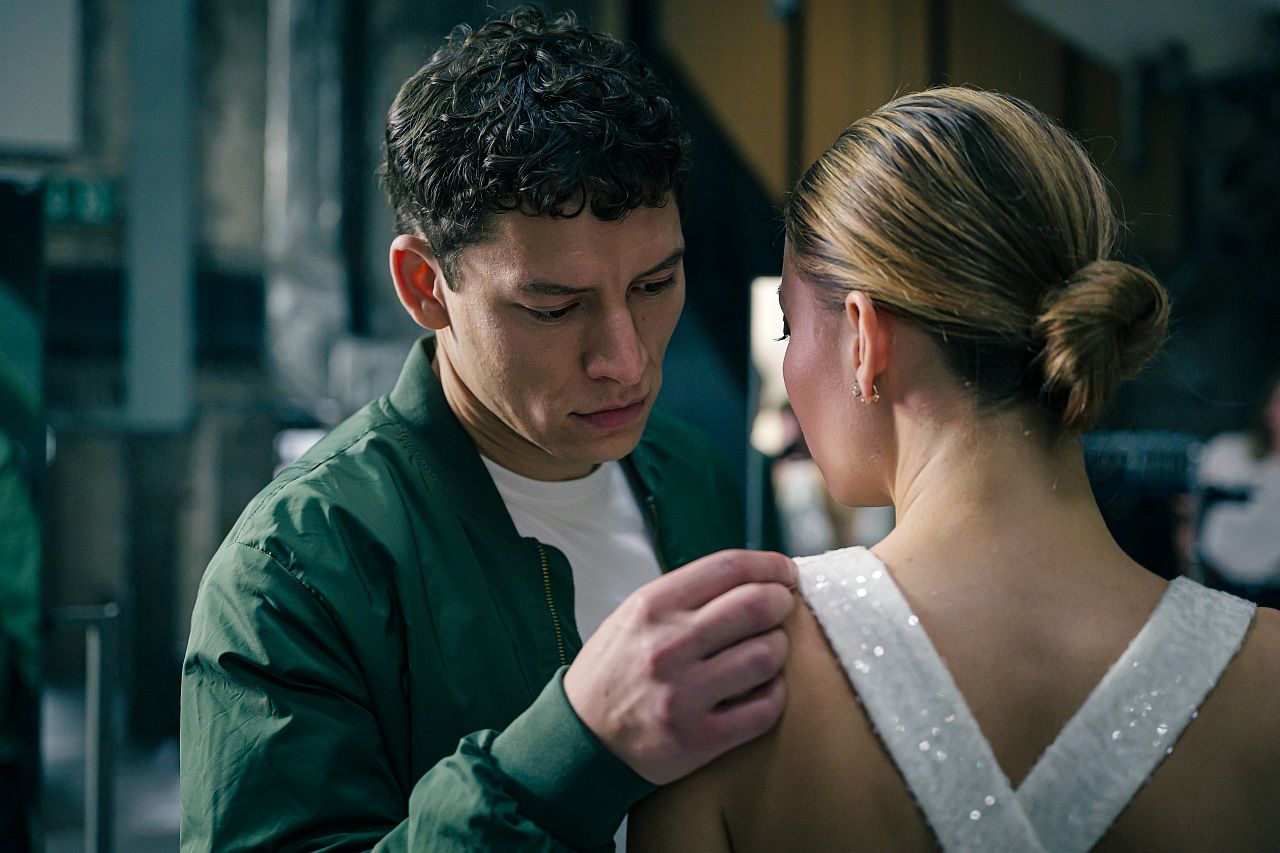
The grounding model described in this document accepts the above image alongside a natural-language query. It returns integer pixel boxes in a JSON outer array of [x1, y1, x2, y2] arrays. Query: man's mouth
[[573, 396, 648, 431]]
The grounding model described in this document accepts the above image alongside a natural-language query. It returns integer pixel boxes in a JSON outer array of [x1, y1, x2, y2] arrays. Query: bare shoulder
[[628, 764, 731, 853], [1223, 604, 1280, 700], [1189, 601, 1280, 787], [1243, 602, 1280, 653], [722, 591, 890, 792], [636, 591, 928, 852], [1220, 603, 1280, 714], [714, 591, 933, 852]]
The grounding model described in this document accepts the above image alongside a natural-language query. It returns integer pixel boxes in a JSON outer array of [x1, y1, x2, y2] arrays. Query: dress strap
[[1015, 577, 1255, 852], [798, 548, 1045, 852]]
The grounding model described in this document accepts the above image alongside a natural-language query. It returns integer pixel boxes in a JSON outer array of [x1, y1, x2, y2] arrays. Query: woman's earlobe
[[853, 382, 881, 404]]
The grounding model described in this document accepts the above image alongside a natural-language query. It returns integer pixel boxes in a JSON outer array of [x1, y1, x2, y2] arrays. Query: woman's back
[[631, 86, 1280, 852], [631, 542, 1280, 851]]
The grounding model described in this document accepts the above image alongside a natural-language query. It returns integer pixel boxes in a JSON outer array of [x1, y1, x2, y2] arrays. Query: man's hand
[[562, 549, 797, 784]]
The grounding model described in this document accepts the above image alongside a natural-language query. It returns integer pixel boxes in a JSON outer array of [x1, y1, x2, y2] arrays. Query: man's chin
[[561, 415, 649, 464]]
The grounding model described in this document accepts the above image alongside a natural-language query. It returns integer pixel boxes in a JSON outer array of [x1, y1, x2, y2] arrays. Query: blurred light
[[273, 428, 326, 475], [749, 275, 788, 455]]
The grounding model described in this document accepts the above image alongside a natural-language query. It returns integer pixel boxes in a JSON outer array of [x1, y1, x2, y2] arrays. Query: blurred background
[[1, 0, 1278, 850]]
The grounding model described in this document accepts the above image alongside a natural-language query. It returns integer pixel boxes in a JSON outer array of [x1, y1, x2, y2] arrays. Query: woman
[[629, 88, 1280, 852]]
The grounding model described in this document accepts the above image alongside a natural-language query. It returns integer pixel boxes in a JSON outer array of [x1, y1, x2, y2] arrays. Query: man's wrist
[[490, 666, 655, 849]]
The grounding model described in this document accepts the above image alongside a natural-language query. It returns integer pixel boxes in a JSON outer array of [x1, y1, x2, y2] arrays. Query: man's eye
[[636, 276, 675, 295], [775, 317, 791, 341], [526, 305, 575, 323]]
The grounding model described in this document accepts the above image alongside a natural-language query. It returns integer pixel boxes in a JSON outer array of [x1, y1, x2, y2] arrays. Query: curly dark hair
[[380, 5, 690, 285]]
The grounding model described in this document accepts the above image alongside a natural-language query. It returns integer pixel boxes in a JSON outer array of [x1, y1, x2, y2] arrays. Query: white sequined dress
[[796, 547, 1255, 853]]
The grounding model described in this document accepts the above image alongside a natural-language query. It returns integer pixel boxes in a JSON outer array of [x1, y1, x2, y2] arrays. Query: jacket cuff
[[490, 666, 655, 849]]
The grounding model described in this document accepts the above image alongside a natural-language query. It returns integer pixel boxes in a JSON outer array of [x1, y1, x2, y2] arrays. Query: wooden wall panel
[[1131, 95, 1184, 260], [652, 0, 1181, 242], [1068, 55, 1184, 261], [947, 0, 1066, 120], [658, 1, 789, 198], [803, 0, 930, 168]]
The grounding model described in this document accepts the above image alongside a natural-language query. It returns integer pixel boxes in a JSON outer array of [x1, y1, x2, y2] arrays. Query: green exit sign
[[43, 175, 117, 225]]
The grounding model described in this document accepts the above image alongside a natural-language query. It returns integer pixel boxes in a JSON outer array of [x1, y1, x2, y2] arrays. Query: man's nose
[[585, 309, 647, 385]]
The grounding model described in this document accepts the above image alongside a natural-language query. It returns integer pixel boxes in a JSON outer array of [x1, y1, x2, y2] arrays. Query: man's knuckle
[[637, 638, 662, 676], [644, 633, 685, 676], [762, 637, 785, 671], [630, 589, 659, 623], [652, 688, 681, 731], [748, 644, 777, 679], [742, 591, 771, 624], [715, 550, 745, 574]]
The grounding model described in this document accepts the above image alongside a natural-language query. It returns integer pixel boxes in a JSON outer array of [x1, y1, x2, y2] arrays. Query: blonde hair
[[784, 87, 1169, 432]]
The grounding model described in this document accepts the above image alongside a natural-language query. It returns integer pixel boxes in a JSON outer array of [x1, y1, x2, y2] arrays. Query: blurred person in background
[[631, 88, 1280, 852], [180, 8, 795, 851], [1195, 369, 1280, 608]]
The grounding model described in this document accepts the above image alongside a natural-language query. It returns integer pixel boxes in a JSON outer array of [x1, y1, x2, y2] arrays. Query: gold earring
[[853, 382, 880, 404]]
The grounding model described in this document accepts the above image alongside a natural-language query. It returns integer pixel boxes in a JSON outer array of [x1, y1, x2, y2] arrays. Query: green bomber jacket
[[179, 336, 745, 852]]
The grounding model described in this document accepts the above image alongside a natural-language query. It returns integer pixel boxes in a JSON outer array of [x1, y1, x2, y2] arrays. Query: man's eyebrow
[[517, 281, 591, 297], [516, 248, 686, 297]]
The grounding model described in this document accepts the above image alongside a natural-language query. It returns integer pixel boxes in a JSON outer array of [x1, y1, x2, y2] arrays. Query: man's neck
[[432, 335, 595, 482]]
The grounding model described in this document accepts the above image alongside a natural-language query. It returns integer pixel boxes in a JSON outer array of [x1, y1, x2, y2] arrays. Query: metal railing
[[47, 603, 119, 853]]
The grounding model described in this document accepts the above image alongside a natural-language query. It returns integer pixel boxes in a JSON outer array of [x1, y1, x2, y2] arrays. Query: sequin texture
[[793, 547, 1254, 853]]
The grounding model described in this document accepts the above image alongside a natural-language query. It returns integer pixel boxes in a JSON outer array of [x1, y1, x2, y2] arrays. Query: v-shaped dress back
[[797, 547, 1255, 853]]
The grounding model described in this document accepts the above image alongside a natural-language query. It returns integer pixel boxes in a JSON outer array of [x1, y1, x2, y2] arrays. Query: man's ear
[[390, 234, 452, 330], [844, 290, 891, 397]]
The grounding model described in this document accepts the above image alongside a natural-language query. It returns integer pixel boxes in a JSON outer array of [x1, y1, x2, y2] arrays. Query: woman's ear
[[390, 234, 452, 330], [844, 290, 891, 399]]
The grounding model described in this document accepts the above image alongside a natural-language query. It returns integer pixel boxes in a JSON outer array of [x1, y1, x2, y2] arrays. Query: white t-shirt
[[481, 456, 662, 853], [480, 457, 663, 644]]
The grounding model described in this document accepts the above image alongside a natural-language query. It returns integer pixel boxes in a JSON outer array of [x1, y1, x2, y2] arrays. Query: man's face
[[437, 201, 685, 476]]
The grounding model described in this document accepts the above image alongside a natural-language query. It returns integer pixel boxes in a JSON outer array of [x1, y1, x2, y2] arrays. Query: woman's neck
[[873, 405, 1119, 581]]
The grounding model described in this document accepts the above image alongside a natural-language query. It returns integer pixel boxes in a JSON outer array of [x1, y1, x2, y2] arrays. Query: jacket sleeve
[[180, 543, 651, 853], [0, 434, 40, 756]]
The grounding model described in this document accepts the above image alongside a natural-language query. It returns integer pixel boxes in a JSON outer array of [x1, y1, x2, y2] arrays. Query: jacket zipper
[[536, 543, 567, 666], [645, 494, 670, 573]]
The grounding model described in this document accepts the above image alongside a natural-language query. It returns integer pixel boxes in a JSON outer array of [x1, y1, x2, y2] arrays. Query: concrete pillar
[[122, 0, 197, 739], [124, 0, 195, 429]]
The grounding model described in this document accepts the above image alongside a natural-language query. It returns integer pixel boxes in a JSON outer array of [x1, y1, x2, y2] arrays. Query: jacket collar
[[388, 335, 518, 531], [386, 335, 665, 526]]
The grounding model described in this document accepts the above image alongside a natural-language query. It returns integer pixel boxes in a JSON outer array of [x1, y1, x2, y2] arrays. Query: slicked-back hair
[[380, 5, 690, 285], [785, 87, 1169, 433]]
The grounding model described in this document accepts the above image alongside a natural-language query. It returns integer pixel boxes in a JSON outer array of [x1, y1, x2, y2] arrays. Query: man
[[180, 7, 795, 851]]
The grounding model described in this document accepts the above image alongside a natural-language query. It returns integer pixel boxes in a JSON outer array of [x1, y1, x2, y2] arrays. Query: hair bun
[[1034, 259, 1169, 431]]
